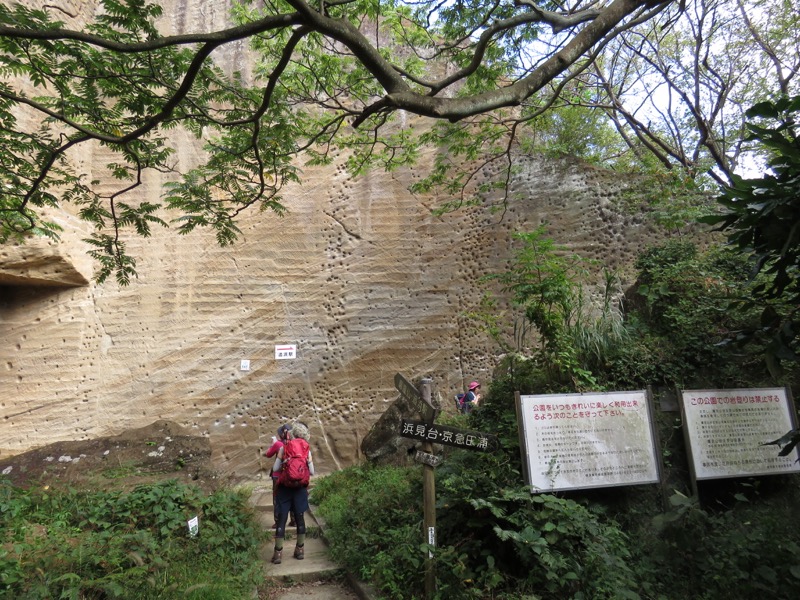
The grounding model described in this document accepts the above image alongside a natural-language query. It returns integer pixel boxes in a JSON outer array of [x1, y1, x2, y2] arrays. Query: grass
[[100, 461, 141, 479]]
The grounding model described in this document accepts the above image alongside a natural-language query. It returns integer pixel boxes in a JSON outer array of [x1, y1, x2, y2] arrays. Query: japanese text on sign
[[414, 450, 442, 467], [687, 392, 781, 405], [275, 344, 297, 360], [681, 388, 800, 480], [399, 420, 498, 452], [518, 391, 659, 493], [529, 398, 638, 420]]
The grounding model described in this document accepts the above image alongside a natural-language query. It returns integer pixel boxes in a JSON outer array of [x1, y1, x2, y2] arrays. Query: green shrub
[[632, 488, 800, 599], [311, 464, 422, 596], [624, 240, 785, 388], [0, 478, 264, 599], [313, 442, 639, 599]]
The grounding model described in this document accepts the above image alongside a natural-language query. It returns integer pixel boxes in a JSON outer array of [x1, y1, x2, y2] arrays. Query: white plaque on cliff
[[680, 388, 800, 480], [274, 344, 297, 360], [517, 390, 660, 493]]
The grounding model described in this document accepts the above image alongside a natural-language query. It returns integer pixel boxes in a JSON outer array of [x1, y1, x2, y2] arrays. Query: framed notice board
[[680, 388, 800, 481], [516, 390, 660, 493]]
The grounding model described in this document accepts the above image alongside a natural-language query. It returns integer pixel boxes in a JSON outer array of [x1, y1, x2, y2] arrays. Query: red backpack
[[279, 438, 310, 488]]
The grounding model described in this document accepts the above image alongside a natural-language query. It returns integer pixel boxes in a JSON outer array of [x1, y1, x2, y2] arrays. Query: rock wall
[[0, 0, 660, 479]]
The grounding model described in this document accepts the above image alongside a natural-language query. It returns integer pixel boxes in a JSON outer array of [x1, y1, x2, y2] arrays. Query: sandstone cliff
[[0, 0, 659, 479]]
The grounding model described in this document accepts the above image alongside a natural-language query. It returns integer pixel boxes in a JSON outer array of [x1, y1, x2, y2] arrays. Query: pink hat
[[468, 381, 480, 390]]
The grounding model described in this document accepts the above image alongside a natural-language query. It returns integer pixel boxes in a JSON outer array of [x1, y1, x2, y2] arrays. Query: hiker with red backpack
[[270, 422, 314, 564], [264, 424, 295, 528]]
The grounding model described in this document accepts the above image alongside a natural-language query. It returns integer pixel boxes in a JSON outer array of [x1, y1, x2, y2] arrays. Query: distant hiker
[[264, 424, 295, 528], [462, 381, 481, 413], [270, 422, 314, 564]]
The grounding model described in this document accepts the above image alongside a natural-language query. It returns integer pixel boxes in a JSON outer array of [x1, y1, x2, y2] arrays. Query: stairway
[[248, 481, 343, 581]]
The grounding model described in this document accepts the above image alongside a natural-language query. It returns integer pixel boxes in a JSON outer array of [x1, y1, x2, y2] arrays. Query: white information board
[[680, 388, 800, 480], [517, 391, 660, 492]]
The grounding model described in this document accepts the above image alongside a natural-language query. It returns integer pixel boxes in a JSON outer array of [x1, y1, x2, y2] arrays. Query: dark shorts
[[275, 483, 310, 515]]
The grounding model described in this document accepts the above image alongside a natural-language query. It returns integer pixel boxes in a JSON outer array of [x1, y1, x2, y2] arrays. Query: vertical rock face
[[0, 1, 659, 478]]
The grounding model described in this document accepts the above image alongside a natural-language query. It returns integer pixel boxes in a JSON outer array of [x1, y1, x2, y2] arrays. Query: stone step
[[260, 532, 342, 581], [248, 484, 342, 582]]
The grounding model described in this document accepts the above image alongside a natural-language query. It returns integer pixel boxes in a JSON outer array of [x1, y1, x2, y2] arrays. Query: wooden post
[[675, 385, 700, 501], [647, 385, 669, 512], [420, 378, 436, 599]]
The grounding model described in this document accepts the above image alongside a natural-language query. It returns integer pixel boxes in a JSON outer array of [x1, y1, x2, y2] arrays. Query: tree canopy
[[0, 0, 797, 283], [0, 0, 671, 282], [702, 94, 800, 367]]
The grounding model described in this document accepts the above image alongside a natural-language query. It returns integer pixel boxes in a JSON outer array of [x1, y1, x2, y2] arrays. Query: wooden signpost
[[394, 373, 498, 599], [394, 374, 437, 599]]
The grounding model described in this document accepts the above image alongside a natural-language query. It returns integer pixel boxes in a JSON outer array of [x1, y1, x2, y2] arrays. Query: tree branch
[[359, 0, 673, 123]]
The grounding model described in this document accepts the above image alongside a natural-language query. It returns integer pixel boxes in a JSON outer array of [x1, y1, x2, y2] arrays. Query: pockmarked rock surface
[[1, 0, 663, 480]]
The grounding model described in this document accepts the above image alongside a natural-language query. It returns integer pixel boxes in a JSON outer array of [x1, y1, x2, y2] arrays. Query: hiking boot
[[293, 545, 304, 560], [271, 549, 282, 564]]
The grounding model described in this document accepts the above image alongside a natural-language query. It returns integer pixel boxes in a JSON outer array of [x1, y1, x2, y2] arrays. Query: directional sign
[[395, 373, 426, 420], [395, 373, 422, 404], [394, 373, 439, 421], [414, 450, 442, 468], [400, 420, 499, 452]]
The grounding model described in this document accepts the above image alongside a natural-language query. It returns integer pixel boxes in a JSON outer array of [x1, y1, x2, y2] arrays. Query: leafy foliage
[[315, 374, 800, 599], [313, 444, 640, 599], [484, 229, 798, 391], [471, 227, 794, 393], [604, 239, 797, 389], [476, 227, 635, 393], [702, 94, 800, 370], [310, 464, 422, 597], [0, 479, 264, 599], [640, 487, 800, 599], [0, 0, 677, 282]]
